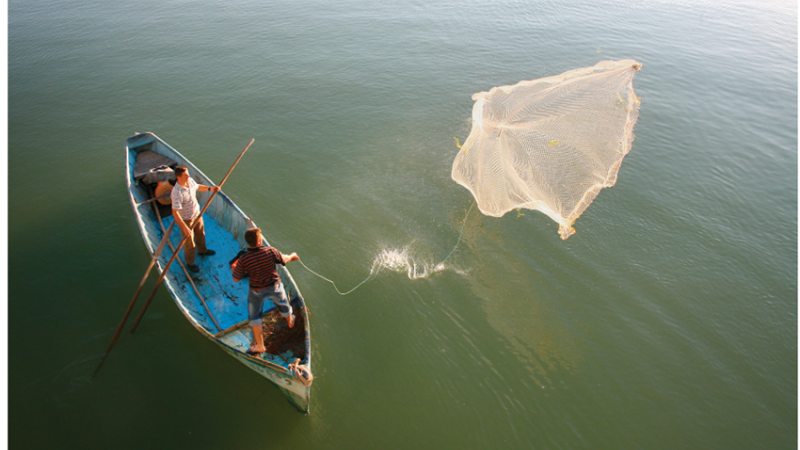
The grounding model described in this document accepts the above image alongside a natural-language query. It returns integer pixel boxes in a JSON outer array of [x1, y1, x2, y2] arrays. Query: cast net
[[451, 60, 642, 239]]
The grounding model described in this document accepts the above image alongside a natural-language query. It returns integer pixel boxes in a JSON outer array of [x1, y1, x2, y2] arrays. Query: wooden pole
[[213, 318, 250, 338], [148, 186, 222, 332], [136, 190, 171, 205], [94, 220, 176, 376], [129, 138, 254, 334]]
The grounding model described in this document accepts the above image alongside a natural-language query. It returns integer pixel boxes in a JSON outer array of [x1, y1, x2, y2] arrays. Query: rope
[[298, 201, 475, 296], [441, 201, 474, 265], [298, 259, 377, 296], [288, 358, 314, 387]]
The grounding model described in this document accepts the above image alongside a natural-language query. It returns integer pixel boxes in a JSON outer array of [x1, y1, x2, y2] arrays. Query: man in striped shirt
[[231, 228, 299, 354]]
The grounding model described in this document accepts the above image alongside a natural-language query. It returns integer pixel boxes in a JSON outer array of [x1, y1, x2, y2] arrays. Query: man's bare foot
[[287, 314, 295, 328], [248, 344, 266, 354]]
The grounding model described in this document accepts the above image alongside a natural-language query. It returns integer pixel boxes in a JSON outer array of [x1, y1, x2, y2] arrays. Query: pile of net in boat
[[261, 308, 307, 359], [451, 60, 643, 239]]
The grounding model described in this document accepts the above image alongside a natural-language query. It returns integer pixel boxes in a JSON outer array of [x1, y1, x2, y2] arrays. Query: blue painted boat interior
[[125, 133, 309, 371]]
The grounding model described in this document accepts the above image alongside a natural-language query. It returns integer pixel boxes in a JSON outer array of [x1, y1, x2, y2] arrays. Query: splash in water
[[297, 202, 474, 295], [369, 246, 447, 280]]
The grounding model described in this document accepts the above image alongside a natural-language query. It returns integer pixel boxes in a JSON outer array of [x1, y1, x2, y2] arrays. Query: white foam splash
[[369, 247, 449, 280]]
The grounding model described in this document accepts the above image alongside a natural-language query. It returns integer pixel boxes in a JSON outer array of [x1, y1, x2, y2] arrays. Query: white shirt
[[171, 177, 200, 221]]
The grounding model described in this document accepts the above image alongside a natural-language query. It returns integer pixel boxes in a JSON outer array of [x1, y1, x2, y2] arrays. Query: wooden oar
[[94, 220, 176, 376], [136, 190, 171, 205], [129, 138, 254, 334], [213, 301, 306, 340], [148, 186, 222, 332], [213, 318, 250, 338]]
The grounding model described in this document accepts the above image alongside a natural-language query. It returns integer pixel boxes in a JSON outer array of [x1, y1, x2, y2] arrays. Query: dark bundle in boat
[[262, 305, 308, 359]]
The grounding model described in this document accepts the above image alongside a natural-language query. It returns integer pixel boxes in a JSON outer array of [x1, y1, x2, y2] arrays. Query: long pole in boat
[[93, 138, 253, 376], [147, 185, 222, 332], [129, 138, 254, 334], [136, 190, 171, 206]]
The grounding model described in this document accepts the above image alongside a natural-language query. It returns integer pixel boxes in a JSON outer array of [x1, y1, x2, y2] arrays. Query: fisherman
[[171, 165, 219, 272], [231, 228, 299, 354]]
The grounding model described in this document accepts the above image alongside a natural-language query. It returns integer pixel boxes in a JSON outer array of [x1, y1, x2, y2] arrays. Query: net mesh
[[451, 60, 642, 239]]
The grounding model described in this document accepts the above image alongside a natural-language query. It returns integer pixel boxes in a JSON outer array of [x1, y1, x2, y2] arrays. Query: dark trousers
[[183, 216, 207, 266]]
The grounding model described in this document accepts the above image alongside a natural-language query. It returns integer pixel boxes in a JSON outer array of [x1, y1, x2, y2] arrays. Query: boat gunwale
[[124, 132, 311, 410]]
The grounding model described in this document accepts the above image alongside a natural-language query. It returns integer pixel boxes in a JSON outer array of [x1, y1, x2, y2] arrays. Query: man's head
[[245, 228, 262, 247], [174, 166, 190, 184]]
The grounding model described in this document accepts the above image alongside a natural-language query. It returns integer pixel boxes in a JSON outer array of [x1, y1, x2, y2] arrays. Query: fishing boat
[[125, 132, 313, 413]]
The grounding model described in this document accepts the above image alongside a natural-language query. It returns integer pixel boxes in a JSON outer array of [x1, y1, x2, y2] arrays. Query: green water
[[8, 0, 797, 448]]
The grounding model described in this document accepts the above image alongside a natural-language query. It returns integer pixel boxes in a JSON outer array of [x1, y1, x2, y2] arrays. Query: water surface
[[8, 0, 797, 448]]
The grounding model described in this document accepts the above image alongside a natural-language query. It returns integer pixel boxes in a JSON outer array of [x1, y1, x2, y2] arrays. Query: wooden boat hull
[[125, 132, 312, 413]]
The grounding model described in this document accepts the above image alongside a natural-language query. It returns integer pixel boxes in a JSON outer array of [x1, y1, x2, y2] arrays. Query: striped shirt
[[232, 245, 287, 290], [171, 178, 200, 221]]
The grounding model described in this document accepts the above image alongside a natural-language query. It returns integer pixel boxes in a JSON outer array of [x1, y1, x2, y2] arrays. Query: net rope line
[[297, 201, 475, 296]]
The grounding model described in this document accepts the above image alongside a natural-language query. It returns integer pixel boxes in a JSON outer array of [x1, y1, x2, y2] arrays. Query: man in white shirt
[[171, 166, 220, 272]]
